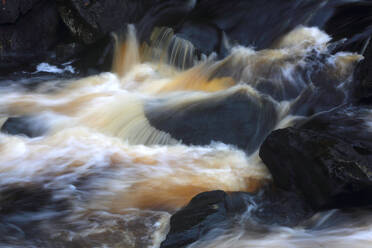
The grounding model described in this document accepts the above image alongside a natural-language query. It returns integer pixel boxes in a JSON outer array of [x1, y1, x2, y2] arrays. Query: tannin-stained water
[[0, 26, 370, 247]]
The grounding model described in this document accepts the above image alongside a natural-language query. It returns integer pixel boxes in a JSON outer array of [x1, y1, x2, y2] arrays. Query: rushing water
[[0, 25, 370, 247]]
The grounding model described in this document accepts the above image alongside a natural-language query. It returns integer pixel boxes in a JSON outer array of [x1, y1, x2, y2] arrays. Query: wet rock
[[161, 188, 314, 248], [319, 1, 372, 103], [0, 0, 64, 53], [1, 116, 47, 138], [146, 89, 278, 155], [354, 38, 372, 103], [0, 184, 68, 217], [323, 1, 372, 52], [64, 34, 115, 75], [136, 0, 196, 41], [248, 187, 314, 227], [290, 86, 347, 116], [57, 0, 152, 44], [0, 184, 71, 246], [0, 0, 67, 69], [0, 0, 41, 24], [300, 106, 372, 151], [174, 21, 220, 58], [160, 190, 247, 248], [56, 0, 333, 56], [171, 0, 371, 57], [259, 107, 372, 210], [177, 0, 321, 52]]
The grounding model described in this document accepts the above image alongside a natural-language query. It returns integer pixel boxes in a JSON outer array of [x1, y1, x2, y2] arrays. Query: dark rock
[[175, 22, 220, 56], [0, 0, 41, 24], [0, 0, 64, 53], [160, 190, 247, 248], [300, 106, 372, 152], [66, 34, 115, 75], [0, 184, 70, 245], [1, 116, 47, 138], [259, 111, 372, 210], [287, 46, 361, 115], [136, 0, 196, 41], [146, 88, 278, 155], [290, 86, 347, 116], [0, 34, 115, 82], [184, 0, 320, 51], [247, 186, 314, 227], [161, 188, 314, 248], [318, 1, 372, 103], [55, 42, 86, 63], [56, 0, 343, 57], [354, 38, 372, 103], [323, 1, 372, 52], [172, 0, 370, 57], [0, 184, 67, 217], [0, 0, 68, 68], [57, 0, 153, 44]]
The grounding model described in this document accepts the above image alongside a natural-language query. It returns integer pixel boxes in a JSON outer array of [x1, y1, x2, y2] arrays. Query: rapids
[[0, 25, 370, 247]]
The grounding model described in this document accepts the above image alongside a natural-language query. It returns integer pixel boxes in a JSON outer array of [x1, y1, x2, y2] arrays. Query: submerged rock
[[1, 116, 47, 138], [0, 183, 70, 245], [161, 188, 314, 248], [0, 184, 68, 217], [146, 88, 278, 155], [260, 106, 372, 210], [175, 21, 220, 57], [247, 187, 314, 227]]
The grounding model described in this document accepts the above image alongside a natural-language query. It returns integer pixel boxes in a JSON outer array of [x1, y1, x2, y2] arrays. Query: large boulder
[[259, 106, 372, 210], [146, 88, 278, 155]]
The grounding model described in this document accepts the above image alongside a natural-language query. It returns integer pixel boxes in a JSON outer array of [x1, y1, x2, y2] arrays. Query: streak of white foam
[[0, 127, 269, 211], [191, 224, 372, 248], [36, 62, 75, 74], [276, 26, 331, 50]]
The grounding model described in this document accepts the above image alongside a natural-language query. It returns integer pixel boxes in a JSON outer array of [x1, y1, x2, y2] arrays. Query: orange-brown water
[[0, 26, 368, 247]]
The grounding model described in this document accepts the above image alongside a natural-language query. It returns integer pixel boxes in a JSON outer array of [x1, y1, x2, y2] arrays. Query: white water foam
[[35, 62, 75, 74]]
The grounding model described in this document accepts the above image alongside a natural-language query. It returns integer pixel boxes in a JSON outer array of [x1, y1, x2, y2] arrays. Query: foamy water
[[35, 62, 75, 74], [190, 209, 372, 248], [0, 26, 369, 247]]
